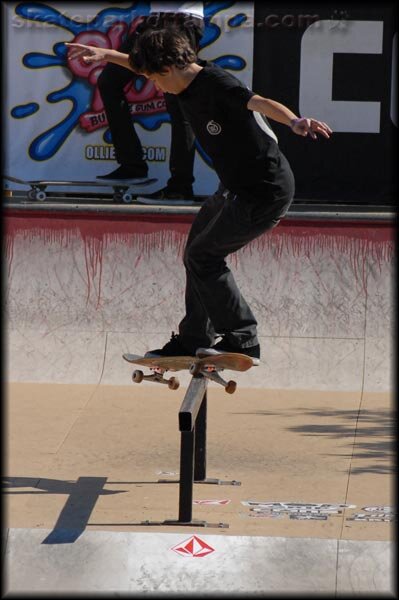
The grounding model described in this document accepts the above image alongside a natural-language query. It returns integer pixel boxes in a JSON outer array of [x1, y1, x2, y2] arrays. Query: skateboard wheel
[[225, 381, 237, 394], [36, 191, 47, 201], [28, 190, 36, 200], [132, 370, 144, 383], [168, 377, 180, 390], [122, 192, 134, 204]]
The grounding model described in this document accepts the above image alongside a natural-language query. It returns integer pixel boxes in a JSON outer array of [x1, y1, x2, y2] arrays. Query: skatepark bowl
[[4, 197, 395, 595]]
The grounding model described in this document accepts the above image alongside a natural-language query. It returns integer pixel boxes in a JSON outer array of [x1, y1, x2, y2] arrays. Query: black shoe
[[137, 186, 194, 201], [196, 339, 260, 365], [97, 165, 148, 180], [145, 332, 194, 358]]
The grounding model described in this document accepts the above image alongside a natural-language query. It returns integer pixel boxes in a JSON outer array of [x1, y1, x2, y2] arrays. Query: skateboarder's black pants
[[179, 165, 294, 352], [97, 13, 204, 188]]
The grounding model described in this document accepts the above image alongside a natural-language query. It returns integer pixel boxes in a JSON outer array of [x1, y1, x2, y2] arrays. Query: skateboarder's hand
[[65, 42, 108, 63], [290, 117, 332, 139]]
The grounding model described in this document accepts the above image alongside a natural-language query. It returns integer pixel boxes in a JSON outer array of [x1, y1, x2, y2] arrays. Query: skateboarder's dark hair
[[129, 26, 197, 74]]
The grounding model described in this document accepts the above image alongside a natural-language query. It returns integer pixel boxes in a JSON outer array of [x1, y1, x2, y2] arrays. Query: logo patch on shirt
[[206, 120, 222, 135]]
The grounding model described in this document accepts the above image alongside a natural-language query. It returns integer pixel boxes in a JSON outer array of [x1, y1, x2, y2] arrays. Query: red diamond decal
[[193, 499, 230, 505], [171, 535, 215, 557]]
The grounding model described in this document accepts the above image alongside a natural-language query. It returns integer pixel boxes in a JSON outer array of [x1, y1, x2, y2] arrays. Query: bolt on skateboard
[[122, 353, 255, 394], [4, 174, 157, 203]]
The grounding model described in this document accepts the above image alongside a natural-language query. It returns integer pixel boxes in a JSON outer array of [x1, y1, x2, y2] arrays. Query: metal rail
[[143, 374, 240, 528]]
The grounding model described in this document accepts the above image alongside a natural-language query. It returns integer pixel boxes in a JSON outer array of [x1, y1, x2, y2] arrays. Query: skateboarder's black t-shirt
[[178, 60, 294, 203]]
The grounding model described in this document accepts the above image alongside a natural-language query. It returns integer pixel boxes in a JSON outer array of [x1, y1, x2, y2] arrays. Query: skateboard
[[122, 352, 255, 394], [4, 174, 157, 203]]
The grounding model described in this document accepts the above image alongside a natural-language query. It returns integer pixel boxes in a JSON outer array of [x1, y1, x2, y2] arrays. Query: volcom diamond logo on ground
[[171, 535, 215, 557]]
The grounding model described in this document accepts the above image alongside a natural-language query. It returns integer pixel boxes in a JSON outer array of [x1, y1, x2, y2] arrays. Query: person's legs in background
[[139, 13, 205, 200], [97, 32, 148, 180]]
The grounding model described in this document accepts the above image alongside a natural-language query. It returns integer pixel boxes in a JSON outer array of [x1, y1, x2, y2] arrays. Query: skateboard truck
[[132, 368, 180, 390], [27, 184, 47, 202], [132, 363, 237, 393], [189, 362, 237, 394]]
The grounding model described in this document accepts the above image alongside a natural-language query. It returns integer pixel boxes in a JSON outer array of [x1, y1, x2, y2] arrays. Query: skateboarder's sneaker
[[145, 332, 194, 358], [137, 185, 195, 202], [97, 165, 148, 180], [196, 339, 260, 365]]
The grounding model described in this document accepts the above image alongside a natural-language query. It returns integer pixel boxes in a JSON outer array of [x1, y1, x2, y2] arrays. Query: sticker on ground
[[346, 506, 396, 522], [193, 499, 231, 506], [241, 501, 356, 520], [171, 535, 215, 557]]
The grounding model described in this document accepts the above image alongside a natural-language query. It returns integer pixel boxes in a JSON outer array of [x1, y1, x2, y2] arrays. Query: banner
[[3, 1, 254, 195], [253, 3, 397, 203]]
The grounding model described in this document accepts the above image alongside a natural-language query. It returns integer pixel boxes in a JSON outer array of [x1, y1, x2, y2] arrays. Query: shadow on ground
[[232, 408, 395, 475]]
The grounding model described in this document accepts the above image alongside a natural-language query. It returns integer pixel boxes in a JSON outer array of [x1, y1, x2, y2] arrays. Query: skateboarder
[[66, 27, 332, 361], [95, 2, 204, 203]]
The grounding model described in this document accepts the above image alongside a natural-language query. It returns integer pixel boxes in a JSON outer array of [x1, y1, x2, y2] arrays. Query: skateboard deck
[[122, 352, 254, 394], [4, 174, 157, 203]]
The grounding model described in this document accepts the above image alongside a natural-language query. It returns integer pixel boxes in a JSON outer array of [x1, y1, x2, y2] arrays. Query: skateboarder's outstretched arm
[[65, 40, 332, 140], [65, 43, 133, 71], [247, 95, 332, 140]]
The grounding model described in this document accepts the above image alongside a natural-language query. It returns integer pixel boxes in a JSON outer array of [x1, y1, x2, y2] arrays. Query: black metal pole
[[176, 375, 209, 523], [178, 430, 195, 522], [194, 391, 207, 481], [151, 374, 232, 528]]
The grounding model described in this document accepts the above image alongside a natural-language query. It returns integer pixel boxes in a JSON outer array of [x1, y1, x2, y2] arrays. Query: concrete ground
[[4, 381, 395, 595]]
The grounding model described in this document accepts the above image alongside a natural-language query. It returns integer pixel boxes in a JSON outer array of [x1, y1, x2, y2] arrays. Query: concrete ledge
[[337, 539, 395, 595], [3, 529, 394, 595], [4, 196, 396, 222]]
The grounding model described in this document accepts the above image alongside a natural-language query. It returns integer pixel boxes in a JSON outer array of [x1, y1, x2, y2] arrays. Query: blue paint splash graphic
[[12, 1, 250, 162], [228, 13, 248, 28], [29, 81, 92, 160], [11, 102, 39, 118]]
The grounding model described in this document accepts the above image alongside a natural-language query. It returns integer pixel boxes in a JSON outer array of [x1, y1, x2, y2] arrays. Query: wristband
[[290, 118, 301, 129]]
